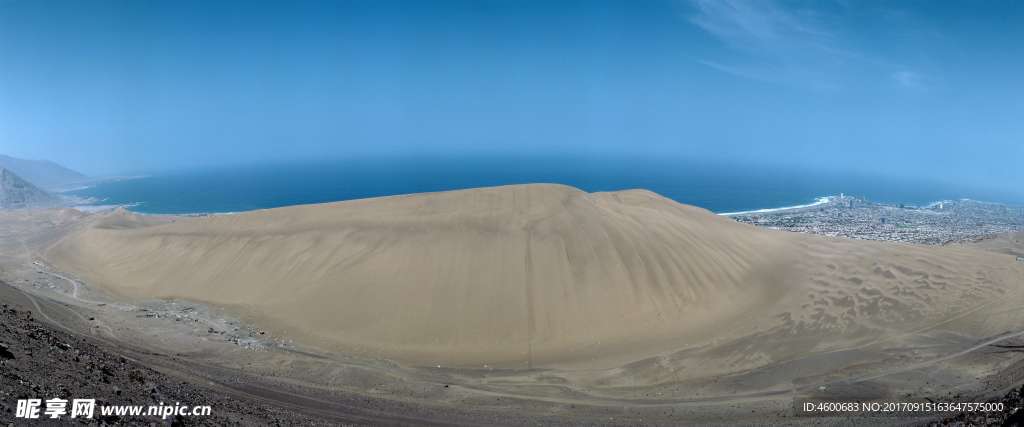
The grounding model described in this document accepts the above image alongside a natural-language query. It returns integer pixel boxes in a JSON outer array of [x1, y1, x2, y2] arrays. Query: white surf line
[[718, 196, 833, 216], [70, 202, 142, 213]]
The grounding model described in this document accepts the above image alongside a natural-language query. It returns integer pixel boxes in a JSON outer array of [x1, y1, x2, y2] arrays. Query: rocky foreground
[[4, 278, 1024, 427], [0, 284, 331, 426], [926, 385, 1024, 426]]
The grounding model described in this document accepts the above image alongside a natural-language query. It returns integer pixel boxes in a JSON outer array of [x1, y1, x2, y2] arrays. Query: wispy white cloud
[[694, 59, 771, 83], [891, 70, 926, 90], [689, 0, 839, 56], [686, 0, 927, 91]]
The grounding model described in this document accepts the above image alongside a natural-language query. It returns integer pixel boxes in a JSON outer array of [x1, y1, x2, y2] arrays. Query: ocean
[[67, 157, 1021, 215]]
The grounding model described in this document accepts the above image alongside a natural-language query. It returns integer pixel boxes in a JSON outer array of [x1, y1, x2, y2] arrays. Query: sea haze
[[68, 157, 1021, 215]]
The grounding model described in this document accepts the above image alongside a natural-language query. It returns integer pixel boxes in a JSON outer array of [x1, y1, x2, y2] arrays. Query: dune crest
[[46, 184, 1024, 370]]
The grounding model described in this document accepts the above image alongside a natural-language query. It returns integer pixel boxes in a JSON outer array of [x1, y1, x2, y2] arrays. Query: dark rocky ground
[[0, 291, 336, 426], [0, 278, 581, 426], [924, 385, 1024, 426], [6, 293, 1024, 427], [4, 270, 1024, 426]]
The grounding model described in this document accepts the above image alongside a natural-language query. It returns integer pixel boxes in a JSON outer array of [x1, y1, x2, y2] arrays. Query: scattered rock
[[0, 292, 328, 425], [0, 343, 14, 359]]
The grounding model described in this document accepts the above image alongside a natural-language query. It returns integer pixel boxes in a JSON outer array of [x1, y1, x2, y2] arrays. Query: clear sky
[[1, 0, 1021, 196]]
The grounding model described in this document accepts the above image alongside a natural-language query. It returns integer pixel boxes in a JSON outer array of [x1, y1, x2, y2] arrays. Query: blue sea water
[[68, 157, 1021, 215]]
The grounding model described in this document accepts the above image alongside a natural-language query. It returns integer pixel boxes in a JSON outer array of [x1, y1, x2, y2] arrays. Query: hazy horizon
[[2, 0, 1022, 199], [3, 3, 1024, 424]]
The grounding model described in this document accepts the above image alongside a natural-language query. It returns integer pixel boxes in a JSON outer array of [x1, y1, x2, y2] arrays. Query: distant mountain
[[0, 155, 88, 190], [0, 168, 59, 209]]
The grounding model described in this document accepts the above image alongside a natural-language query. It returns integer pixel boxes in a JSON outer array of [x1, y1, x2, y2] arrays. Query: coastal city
[[727, 195, 1024, 245], [4, 0, 1024, 425]]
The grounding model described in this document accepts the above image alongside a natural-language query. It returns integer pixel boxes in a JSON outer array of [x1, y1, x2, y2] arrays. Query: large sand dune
[[46, 184, 1024, 372]]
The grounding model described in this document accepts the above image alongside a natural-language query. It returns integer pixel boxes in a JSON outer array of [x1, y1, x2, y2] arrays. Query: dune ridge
[[46, 184, 1024, 370]]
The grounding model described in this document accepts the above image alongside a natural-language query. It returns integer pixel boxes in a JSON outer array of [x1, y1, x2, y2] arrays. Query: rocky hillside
[[0, 168, 59, 209], [0, 283, 330, 425], [0, 155, 87, 190]]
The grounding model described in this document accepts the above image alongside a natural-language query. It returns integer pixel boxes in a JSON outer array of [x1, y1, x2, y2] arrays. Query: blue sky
[[0, 0, 1021, 196]]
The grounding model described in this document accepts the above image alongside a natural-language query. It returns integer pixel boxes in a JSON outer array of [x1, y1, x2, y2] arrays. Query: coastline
[[76, 194, 841, 217], [12, 186, 1024, 425], [66, 190, 1018, 219], [69, 203, 140, 213], [718, 196, 834, 216], [54, 174, 149, 194]]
